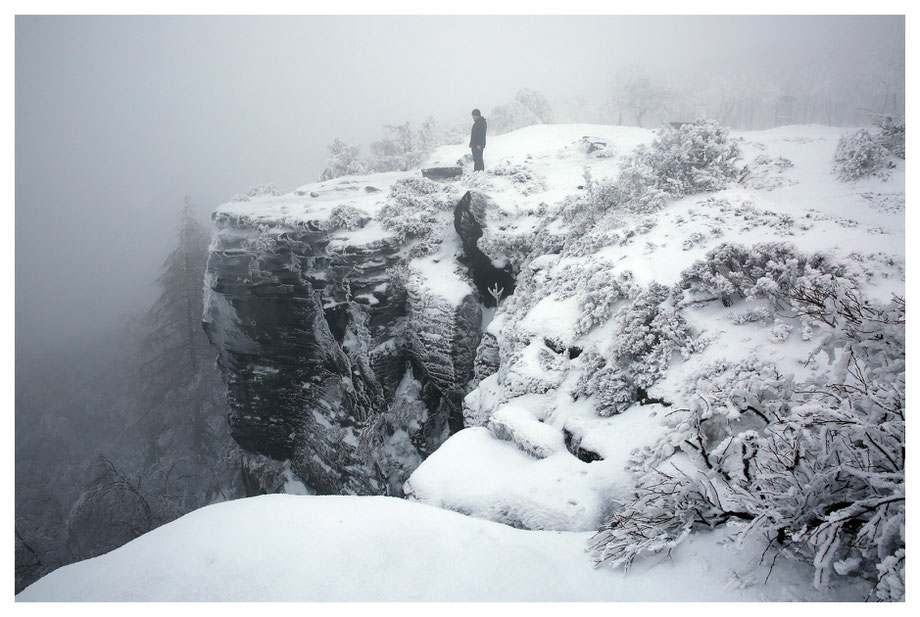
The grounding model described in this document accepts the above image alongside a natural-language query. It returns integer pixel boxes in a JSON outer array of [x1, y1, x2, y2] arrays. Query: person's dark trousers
[[472, 147, 485, 171]]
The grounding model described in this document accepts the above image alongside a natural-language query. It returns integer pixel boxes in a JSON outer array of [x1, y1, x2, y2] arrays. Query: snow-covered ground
[[17, 493, 864, 601]]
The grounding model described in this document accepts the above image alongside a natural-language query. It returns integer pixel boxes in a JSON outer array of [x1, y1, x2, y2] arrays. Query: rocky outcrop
[[406, 280, 481, 434], [203, 198, 488, 496], [421, 166, 463, 180], [203, 214, 405, 494], [473, 332, 500, 383]]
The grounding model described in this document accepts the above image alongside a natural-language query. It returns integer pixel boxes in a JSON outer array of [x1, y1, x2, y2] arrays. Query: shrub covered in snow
[[607, 119, 744, 212], [377, 177, 455, 241], [490, 88, 554, 135], [679, 242, 847, 307], [232, 183, 284, 202], [573, 282, 707, 416], [833, 116, 904, 182], [875, 114, 905, 159], [833, 129, 892, 182], [488, 161, 547, 195], [322, 203, 368, 231], [573, 266, 635, 335], [560, 119, 744, 229], [589, 257, 905, 601], [319, 118, 445, 180], [476, 229, 535, 274]]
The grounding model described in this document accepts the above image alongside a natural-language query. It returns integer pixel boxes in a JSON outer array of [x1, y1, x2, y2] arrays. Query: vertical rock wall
[[203, 204, 490, 496]]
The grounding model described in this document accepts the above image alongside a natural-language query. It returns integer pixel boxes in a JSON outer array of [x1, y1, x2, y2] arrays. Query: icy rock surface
[[421, 166, 463, 179], [204, 179, 487, 495]]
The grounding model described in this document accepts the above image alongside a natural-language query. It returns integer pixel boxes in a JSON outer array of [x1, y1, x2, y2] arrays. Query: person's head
[[471, 108, 481, 119]]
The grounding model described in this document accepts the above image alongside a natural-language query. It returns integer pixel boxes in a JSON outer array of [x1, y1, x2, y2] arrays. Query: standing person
[[469, 109, 487, 171]]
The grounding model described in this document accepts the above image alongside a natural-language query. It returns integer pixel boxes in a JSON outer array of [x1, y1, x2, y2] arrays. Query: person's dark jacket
[[470, 117, 487, 149]]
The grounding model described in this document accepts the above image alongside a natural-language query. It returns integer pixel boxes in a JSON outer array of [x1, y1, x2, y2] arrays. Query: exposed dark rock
[[637, 387, 672, 407], [544, 337, 566, 354], [563, 428, 604, 463], [203, 210, 484, 496], [581, 137, 607, 154], [405, 279, 482, 435], [421, 166, 463, 180], [454, 191, 517, 307], [203, 218, 398, 494], [364, 186, 381, 193], [474, 332, 500, 382], [240, 452, 289, 496]]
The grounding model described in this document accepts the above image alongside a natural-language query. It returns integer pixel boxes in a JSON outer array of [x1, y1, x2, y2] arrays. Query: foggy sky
[[15, 15, 904, 361]]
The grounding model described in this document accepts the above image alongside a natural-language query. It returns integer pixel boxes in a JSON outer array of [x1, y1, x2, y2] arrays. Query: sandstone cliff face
[[203, 181, 500, 496]]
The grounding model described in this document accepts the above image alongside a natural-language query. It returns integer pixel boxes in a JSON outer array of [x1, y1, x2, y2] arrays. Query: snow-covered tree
[[63, 454, 157, 560], [490, 88, 553, 135], [608, 66, 672, 127], [134, 198, 241, 510], [369, 121, 442, 172], [319, 139, 371, 181]]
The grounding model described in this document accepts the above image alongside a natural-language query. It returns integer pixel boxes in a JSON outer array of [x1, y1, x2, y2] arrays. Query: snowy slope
[[16, 494, 864, 601]]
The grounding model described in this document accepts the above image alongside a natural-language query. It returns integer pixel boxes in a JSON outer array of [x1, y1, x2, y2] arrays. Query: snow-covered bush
[[875, 114, 905, 159], [611, 119, 744, 210], [574, 266, 634, 335], [369, 123, 420, 172], [833, 129, 892, 181], [490, 88, 553, 135], [377, 177, 455, 240], [833, 116, 904, 182], [489, 162, 547, 195], [319, 118, 445, 180], [561, 119, 744, 230], [679, 242, 846, 307], [477, 229, 535, 272], [232, 183, 284, 202], [573, 282, 706, 416], [589, 269, 905, 601], [319, 139, 371, 181], [322, 203, 368, 231], [608, 283, 703, 387]]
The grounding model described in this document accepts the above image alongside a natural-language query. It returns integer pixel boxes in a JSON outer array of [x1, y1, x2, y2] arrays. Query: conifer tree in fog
[[134, 197, 240, 513]]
